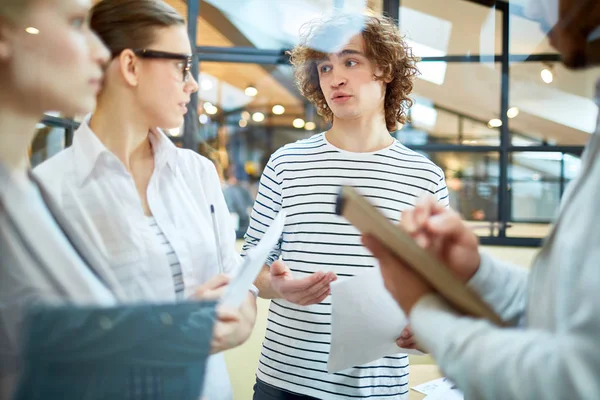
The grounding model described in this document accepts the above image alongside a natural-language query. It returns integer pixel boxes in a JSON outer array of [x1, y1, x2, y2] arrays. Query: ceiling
[[165, 0, 598, 146]]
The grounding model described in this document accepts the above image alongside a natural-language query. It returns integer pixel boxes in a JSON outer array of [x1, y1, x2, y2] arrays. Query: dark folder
[[14, 301, 217, 400]]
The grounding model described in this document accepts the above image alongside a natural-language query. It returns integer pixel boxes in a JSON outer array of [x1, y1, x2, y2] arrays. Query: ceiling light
[[272, 105, 285, 115], [198, 114, 208, 124], [487, 118, 502, 128], [507, 107, 519, 119], [25, 27, 39, 35], [293, 118, 305, 129], [206, 105, 218, 115], [252, 112, 265, 122], [239, 119, 248, 128], [245, 85, 258, 97], [241, 111, 250, 120]]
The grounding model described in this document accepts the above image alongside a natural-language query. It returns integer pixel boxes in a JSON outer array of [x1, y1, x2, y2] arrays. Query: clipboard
[[335, 186, 504, 326]]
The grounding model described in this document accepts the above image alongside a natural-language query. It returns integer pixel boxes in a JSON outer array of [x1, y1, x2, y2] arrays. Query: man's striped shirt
[[242, 133, 449, 399]]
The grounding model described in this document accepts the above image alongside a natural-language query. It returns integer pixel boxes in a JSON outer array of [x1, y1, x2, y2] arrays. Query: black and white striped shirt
[[242, 133, 449, 399]]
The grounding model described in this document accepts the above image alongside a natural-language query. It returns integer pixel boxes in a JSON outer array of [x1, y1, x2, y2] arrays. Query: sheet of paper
[[424, 385, 464, 400], [328, 267, 424, 373], [220, 211, 285, 308], [412, 378, 453, 395]]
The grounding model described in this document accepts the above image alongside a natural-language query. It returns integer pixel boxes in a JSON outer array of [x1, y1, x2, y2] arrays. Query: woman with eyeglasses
[[33, 0, 257, 399]]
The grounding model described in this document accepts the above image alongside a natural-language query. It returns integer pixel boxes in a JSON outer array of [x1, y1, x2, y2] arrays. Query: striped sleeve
[[435, 169, 450, 208], [241, 156, 283, 266]]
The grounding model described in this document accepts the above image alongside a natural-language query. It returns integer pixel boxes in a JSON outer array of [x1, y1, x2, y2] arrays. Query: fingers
[[396, 325, 419, 349], [277, 270, 335, 294], [396, 336, 417, 349], [216, 306, 241, 322], [296, 280, 332, 306], [193, 274, 231, 300], [283, 273, 336, 304], [196, 286, 227, 301], [270, 260, 288, 277], [426, 209, 467, 237]]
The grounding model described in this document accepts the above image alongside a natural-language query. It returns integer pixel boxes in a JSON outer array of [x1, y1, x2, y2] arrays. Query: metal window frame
[[41, 0, 584, 247]]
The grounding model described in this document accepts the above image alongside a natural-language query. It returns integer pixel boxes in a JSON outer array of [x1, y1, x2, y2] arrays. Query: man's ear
[[374, 65, 394, 83]]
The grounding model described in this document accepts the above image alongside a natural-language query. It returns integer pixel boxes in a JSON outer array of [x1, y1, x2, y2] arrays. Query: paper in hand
[[328, 267, 424, 373], [220, 211, 286, 309]]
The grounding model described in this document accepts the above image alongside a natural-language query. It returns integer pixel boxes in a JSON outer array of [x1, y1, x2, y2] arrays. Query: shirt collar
[[73, 116, 179, 187], [148, 127, 179, 175], [72, 114, 112, 187]]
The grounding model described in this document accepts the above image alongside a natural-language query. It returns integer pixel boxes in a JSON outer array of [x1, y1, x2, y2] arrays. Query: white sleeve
[[466, 252, 529, 325], [410, 256, 600, 399]]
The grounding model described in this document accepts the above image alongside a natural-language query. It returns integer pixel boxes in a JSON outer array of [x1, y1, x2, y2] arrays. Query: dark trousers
[[253, 378, 320, 400]]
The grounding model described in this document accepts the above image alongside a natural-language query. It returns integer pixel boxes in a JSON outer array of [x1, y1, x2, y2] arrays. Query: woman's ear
[[117, 49, 140, 87]]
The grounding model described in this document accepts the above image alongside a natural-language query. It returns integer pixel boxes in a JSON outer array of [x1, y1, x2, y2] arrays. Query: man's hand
[[395, 325, 425, 352], [211, 292, 257, 354], [270, 260, 337, 306]]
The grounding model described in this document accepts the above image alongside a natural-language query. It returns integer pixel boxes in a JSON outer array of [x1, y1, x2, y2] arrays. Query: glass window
[[508, 2, 559, 56], [196, 62, 325, 183], [509, 62, 600, 145], [400, 0, 501, 57], [398, 63, 502, 145], [419, 152, 501, 237], [169, 0, 383, 49]]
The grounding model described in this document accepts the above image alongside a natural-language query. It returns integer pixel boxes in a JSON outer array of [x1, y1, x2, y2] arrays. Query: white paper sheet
[[220, 211, 285, 308], [424, 385, 464, 400], [412, 377, 454, 395], [328, 267, 424, 373]]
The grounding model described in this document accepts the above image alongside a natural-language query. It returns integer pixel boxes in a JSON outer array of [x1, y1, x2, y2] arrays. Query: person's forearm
[[254, 265, 279, 299], [468, 252, 529, 325], [410, 295, 600, 400]]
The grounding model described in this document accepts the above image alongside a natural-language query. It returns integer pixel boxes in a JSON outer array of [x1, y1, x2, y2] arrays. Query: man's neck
[[90, 90, 153, 171], [326, 114, 393, 153]]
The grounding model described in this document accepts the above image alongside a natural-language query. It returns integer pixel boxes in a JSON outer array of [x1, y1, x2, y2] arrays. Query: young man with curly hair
[[242, 13, 449, 399]]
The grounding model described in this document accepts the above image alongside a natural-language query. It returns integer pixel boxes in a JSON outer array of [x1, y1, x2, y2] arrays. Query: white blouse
[[34, 116, 243, 400]]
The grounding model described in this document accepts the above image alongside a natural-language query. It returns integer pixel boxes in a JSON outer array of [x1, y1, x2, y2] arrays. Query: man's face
[[547, 0, 600, 68], [316, 34, 388, 125]]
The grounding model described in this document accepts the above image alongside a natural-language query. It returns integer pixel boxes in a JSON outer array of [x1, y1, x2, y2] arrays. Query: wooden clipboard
[[335, 186, 504, 326]]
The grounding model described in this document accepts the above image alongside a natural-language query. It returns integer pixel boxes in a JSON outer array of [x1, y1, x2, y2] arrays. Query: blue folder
[[13, 301, 216, 400]]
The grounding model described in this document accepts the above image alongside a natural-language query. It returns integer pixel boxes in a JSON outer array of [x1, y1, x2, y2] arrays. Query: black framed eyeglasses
[[132, 49, 193, 83]]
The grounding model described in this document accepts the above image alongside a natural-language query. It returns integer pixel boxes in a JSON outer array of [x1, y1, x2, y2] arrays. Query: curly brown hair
[[289, 13, 420, 132]]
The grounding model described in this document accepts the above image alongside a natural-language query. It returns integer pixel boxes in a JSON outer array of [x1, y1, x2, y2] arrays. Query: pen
[[210, 204, 224, 274]]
